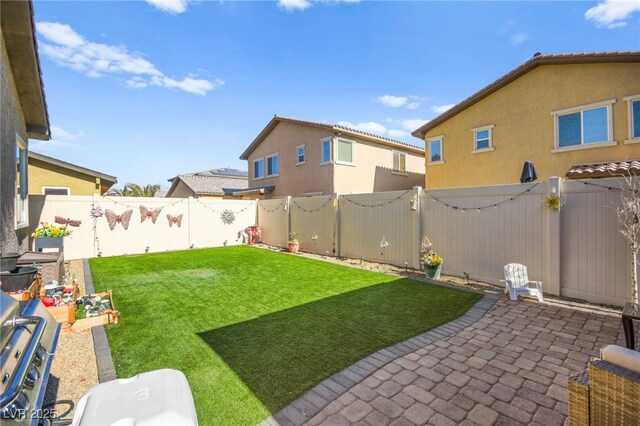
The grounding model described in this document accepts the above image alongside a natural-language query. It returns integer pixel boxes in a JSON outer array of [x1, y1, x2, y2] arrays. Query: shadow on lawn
[[197, 279, 481, 414]]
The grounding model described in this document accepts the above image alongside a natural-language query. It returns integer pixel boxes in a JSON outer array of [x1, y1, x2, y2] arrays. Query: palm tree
[[106, 183, 161, 197]]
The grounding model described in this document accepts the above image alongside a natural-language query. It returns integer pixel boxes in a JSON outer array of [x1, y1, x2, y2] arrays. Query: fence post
[[334, 194, 340, 257], [545, 177, 562, 296], [285, 196, 292, 248], [413, 186, 422, 269]]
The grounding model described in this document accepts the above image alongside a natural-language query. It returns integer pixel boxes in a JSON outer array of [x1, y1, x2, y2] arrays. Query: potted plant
[[288, 232, 300, 254], [32, 222, 72, 252], [420, 236, 443, 279]]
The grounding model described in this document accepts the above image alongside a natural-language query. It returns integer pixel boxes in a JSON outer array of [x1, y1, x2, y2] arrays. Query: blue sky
[[31, 0, 640, 188]]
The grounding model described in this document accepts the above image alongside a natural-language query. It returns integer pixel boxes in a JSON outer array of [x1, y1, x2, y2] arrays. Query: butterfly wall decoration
[[55, 216, 82, 227], [167, 214, 183, 228], [140, 206, 163, 224], [104, 209, 133, 231]]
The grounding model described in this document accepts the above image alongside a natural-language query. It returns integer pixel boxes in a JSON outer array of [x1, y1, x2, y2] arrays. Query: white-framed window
[[551, 99, 615, 151], [253, 157, 264, 179], [472, 125, 494, 152], [624, 94, 640, 143], [15, 136, 28, 229], [392, 151, 407, 174], [42, 187, 70, 195], [336, 137, 355, 165], [266, 153, 279, 177], [427, 135, 444, 164], [321, 138, 332, 164], [296, 144, 305, 164]]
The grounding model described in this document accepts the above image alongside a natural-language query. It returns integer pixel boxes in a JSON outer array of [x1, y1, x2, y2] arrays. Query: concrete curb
[[83, 258, 116, 383]]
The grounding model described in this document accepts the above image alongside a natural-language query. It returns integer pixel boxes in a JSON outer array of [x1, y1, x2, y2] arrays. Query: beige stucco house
[[239, 116, 425, 198], [412, 51, 640, 189], [1, 0, 50, 254]]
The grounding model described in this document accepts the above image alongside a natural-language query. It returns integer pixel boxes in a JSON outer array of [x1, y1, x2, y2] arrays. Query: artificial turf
[[89, 246, 482, 425]]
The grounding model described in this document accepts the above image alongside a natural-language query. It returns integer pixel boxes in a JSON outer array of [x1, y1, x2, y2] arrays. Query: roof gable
[[412, 51, 640, 138], [240, 115, 423, 160]]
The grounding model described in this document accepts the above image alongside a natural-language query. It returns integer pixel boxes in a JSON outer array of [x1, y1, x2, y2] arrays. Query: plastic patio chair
[[500, 263, 544, 302]]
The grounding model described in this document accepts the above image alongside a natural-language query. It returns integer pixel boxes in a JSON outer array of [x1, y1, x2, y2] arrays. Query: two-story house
[[239, 116, 425, 198], [412, 51, 640, 188]]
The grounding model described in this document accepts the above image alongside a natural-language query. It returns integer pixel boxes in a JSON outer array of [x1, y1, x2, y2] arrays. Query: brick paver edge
[[265, 290, 502, 426]]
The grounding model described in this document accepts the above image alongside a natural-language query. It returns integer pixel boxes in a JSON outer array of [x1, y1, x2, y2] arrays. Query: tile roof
[[412, 51, 640, 138], [167, 169, 248, 196], [566, 160, 640, 179], [229, 185, 275, 196], [240, 115, 424, 160]]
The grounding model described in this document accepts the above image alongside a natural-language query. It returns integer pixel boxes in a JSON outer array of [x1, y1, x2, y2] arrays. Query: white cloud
[[337, 121, 387, 135], [585, 0, 640, 28], [401, 119, 428, 132], [406, 102, 420, 110], [146, 0, 190, 14], [387, 129, 408, 139], [510, 32, 529, 45], [377, 95, 408, 108], [36, 22, 219, 96], [30, 126, 83, 151], [278, 0, 313, 11], [277, 0, 360, 11], [429, 104, 455, 114]]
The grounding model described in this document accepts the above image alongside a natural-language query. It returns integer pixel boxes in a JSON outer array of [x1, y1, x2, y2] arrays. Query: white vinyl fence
[[257, 178, 635, 306], [28, 195, 257, 260]]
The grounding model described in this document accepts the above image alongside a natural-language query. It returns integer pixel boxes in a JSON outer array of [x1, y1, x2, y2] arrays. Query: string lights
[[341, 190, 411, 208], [429, 182, 541, 212], [258, 199, 286, 212], [102, 196, 185, 208], [290, 197, 334, 212]]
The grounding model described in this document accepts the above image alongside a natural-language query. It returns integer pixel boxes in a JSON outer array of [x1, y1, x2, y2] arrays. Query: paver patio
[[266, 291, 629, 426]]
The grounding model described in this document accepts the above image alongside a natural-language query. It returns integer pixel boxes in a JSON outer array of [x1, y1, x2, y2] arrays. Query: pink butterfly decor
[[140, 206, 163, 223], [104, 209, 133, 231], [167, 214, 183, 228], [55, 216, 82, 227]]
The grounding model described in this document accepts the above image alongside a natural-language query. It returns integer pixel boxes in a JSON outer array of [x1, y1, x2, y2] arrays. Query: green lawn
[[89, 246, 482, 425]]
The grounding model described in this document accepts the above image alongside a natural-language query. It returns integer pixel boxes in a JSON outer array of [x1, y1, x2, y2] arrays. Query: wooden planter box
[[70, 291, 119, 332], [34, 237, 64, 253], [7, 274, 41, 301]]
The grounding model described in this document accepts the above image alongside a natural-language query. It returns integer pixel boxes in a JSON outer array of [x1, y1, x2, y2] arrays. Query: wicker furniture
[[568, 346, 640, 425]]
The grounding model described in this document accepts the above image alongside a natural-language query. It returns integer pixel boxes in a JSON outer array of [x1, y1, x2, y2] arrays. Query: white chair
[[500, 263, 544, 302]]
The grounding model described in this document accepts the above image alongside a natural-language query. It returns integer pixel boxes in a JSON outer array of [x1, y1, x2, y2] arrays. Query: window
[[336, 138, 354, 164], [43, 187, 70, 195], [296, 145, 305, 164], [552, 99, 615, 150], [266, 154, 279, 177], [253, 158, 264, 179], [472, 125, 494, 152], [624, 94, 640, 143], [15, 136, 28, 228], [428, 136, 444, 164], [393, 152, 407, 173], [321, 139, 332, 164]]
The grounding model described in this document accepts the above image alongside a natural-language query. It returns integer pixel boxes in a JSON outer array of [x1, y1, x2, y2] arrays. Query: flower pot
[[35, 237, 64, 253], [425, 263, 442, 279], [288, 242, 299, 253]]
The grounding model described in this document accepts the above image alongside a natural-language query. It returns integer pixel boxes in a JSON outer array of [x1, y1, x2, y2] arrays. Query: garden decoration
[[312, 232, 318, 249], [104, 209, 133, 231], [32, 222, 72, 252], [244, 226, 260, 244], [288, 232, 300, 253], [55, 216, 82, 227], [380, 236, 389, 256], [90, 203, 104, 218], [421, 236, 444, 279], [139, 205, 163, 223], [167, 213, 183, 228], [544, 188, 565, 212], [220, 209, 236, 225]]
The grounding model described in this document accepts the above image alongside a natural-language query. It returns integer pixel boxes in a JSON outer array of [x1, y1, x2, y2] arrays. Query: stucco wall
[[247, 121, 335, 198], [423, 63, 640, 188], [333, 138, 424, 194], [1, 31, 30, 254], [28, 158, 104, 195]]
